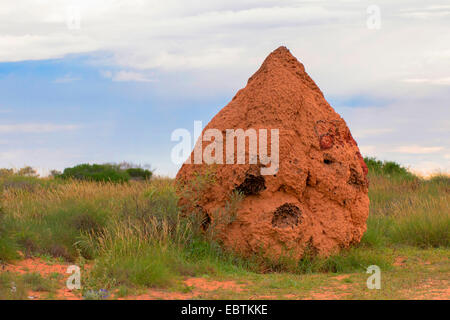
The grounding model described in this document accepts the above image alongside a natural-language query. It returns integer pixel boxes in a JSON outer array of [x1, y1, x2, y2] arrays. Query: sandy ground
[[1, 257, 448, 300]]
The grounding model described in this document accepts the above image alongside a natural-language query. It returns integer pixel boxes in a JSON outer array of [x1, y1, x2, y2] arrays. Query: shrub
[[17, 166, 39, 177], [364, 157, 416, 179], [126, 167, 152, 180], [0, 168, 14, 178], [58, 164, 130, 183]]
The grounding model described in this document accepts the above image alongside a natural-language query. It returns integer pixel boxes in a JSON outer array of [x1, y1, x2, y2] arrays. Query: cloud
[[101, 70, 157, 82], [397, 5, 450, 19], [359, 145, 377, 156], [352, 128, 394, 139], [403, 77, 450, 86], [411, 161, 449, 177], [393, 145, 445, 154], [0, 0, 448, 98], [0, 148, 85, 175], [0, 34, 99, 62], [0, 123, 80, 133]]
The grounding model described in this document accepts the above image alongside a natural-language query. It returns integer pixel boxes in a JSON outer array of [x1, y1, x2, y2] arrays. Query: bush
[[364, 157, 416, 179], [126, 168, 152, 180], [58, 164, 130, 183]]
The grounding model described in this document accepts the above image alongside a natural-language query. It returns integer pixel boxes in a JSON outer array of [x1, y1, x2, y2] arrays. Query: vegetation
[[364, 157, 417, 180], [54, 163, 153, 183], [0, 159, 448, 299], [0, 272, 58, 300]]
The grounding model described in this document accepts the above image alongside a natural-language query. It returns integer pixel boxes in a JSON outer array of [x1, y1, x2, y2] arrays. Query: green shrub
[[364, 157, 416, 179], [126, 168, 152, 180], [58, 164, 130, 183]]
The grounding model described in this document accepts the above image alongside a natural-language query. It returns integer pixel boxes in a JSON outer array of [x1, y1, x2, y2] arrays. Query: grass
[[0, 272, 57, 299], [363, 171, 449, 248], [0, 160, 448, 299], [21, 272, 56, 292]]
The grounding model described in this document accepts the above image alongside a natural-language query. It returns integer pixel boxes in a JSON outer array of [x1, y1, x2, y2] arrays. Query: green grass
[[0, 273, 29, 300], [22, 272, 56, 292], [0, 272, 57, 300], [8, 201, 109, 261], [362, 170, 449, 249]]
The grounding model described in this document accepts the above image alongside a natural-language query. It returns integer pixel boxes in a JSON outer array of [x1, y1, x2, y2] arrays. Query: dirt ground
[[1, 255, 448, 300]]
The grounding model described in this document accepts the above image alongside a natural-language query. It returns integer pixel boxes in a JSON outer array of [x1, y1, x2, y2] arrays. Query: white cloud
[[0, 34, 99, 62], [398, 5, 450, 19], [359, 145, 377, 157], [101, 70, 157, 82], [0, 123, 80, 133], [403, 77, 450, 86], [0, 0, 448, 98], [393, 145, 444, 154], [352, 128, 394, 139], [410, 161, 449, 177], [0, 148, 85, 176]]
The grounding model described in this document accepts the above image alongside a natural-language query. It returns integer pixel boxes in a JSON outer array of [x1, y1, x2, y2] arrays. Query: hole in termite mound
[[235, 174, 266, 196], [194, 205, 211, 231], [201, 212, 211, 231], [271, 203, 302, 228], [347, 167, 365, 187], [323, 153, 335, 165]]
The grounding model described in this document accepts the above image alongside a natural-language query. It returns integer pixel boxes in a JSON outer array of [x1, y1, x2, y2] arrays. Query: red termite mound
[[176, 46, 369, 259]]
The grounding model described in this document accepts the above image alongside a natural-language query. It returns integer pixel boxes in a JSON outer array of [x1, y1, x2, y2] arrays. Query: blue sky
[[0, 54, 231, 175], [0, 1, 449, 176]]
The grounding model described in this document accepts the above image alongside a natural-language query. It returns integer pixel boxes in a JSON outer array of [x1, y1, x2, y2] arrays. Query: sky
[[0, 0, 449, 176]]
